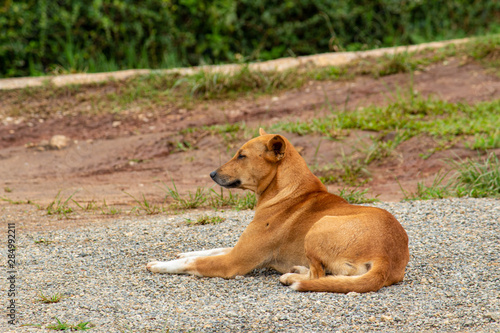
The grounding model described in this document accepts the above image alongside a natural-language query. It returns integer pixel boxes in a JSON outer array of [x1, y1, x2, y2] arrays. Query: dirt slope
[[1, 57, 499, 218]]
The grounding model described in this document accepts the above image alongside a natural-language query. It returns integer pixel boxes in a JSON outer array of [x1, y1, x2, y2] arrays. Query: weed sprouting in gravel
[[46, 317, 93, 331], [186, 215, 226, 226], [36, 292, 64, 304], [34, 238, 54, 245]]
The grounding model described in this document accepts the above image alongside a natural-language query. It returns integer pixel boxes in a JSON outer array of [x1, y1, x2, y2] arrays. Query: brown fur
[[147, 129, 409, 293]]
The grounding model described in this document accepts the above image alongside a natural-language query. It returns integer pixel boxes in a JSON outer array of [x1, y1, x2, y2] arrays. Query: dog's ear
[[266, 135, 286, 161], [259, 128, 268, 136]]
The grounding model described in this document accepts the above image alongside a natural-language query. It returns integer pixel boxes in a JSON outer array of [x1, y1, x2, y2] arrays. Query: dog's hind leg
[[279, 257, 326, 285], [178, 247, 232, 258]]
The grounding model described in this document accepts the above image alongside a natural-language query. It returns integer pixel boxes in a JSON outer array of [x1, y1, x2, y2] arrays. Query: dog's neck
[[256, 144, 327, 209]]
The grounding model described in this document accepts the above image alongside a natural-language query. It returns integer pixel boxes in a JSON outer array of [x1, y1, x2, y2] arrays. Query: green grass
[[468, 130, 500, 150], [158, 181, 257, 211], [273, 97, 500, 145], [159, 181, 207, 210], [401, 154, 500, 200], [99, 200, 122, 215], [0, 197, 31, 205], [358, 131, 410, 165], [209, 188, 257, 210], [400, 172, 454, 201], [316, 149, 371, 187], [46, 317, 93, 331], [463, 35, 500, 76], [46, 191, 77, 218], [451, 153, 500, 198], [337, 188, 379, 204], [34, 238, 54, 245], [124, 192, 162, 215], [185, 215, 226, 226], [36, 292, 64, 304], [72, 200, 99, 212]]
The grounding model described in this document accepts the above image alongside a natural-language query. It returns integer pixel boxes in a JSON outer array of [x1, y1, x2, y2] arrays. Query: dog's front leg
[[177, 247, 232, 258], [147, 247, 267, 278], [146, 248, 233, 275]]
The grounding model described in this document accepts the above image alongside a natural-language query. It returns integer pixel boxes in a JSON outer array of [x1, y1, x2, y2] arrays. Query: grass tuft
[[34, 238, 54, 245], [209, 188, 257, 210], [337, 188, 379, 204], [186, 215, 226, 226], [46, 317, 93, 331], [36, 292, 64, 304], [124, 192, 162, 215], [451, 153, 500, 198], [159, 181, 207, 210], [401, 153, 500, 200], [46, 191, 77, 218]]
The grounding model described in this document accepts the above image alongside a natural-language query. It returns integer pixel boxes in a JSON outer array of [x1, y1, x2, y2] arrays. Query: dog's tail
[[290, 258, 392, 293]]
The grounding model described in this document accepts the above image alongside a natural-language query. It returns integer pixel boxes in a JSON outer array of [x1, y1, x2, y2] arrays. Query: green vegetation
[[46, 191, 76, 218], [186, 215, 226, 226], [0, 197, 31, 205], [3, 35, 500, 121], [451, 153, 500, 198], [159, 181, 207, 210], [2, 0, 498, 78], [316, 150, 370, 186], [46, 317, 92, 331], [36, 292, 64, 304], [209, 188, 257, 211], [273, 97, 500, 143], [401, 154, 500, 200], [468, 131, 500, 150], [124, 192, 163, 215], [337, 188, 379, 204], [34, 238, 54, 245]]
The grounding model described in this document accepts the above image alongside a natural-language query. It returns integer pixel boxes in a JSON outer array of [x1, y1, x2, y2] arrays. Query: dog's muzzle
[[210, 171, 241, 188]]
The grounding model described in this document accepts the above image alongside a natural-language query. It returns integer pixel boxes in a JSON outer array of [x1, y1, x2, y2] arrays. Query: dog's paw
[[146, 257, 198, 274], [146, 261, 166, 273], [290, 266, 309, 274], [279, 273, 296, 286]]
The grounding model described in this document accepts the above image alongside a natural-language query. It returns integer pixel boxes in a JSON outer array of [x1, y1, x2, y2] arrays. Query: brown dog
[[147, 129, 409, 293]]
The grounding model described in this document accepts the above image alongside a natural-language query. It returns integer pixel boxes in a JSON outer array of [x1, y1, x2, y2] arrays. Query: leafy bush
[[1, 0, 499, 77]]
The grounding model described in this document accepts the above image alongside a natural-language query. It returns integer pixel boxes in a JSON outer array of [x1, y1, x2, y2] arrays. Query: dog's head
[[210, 128, 287, 193]]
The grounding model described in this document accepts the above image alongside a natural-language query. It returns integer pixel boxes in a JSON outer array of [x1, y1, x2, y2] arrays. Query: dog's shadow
[[246, 268, 282, 277]]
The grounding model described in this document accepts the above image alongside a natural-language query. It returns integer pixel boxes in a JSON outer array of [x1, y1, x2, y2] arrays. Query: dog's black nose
[[210, 171, 217, 179]]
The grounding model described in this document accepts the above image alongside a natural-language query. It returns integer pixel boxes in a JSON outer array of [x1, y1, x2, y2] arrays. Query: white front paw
[[146, 261, 165, 273], [146, 257, 197, 274]]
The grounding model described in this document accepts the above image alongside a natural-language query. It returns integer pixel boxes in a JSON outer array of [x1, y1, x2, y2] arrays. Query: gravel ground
[[1, 198, 499, 332]]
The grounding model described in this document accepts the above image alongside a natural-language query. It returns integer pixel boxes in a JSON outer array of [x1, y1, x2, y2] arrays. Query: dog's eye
[[237, 154, 246, 160]]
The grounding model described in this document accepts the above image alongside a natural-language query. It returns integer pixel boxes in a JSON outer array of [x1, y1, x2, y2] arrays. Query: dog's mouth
[[210, 171, 241, 188], [221, 179, 241, 188]]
